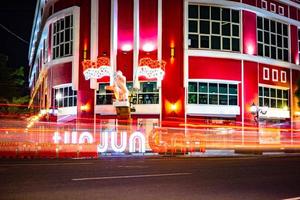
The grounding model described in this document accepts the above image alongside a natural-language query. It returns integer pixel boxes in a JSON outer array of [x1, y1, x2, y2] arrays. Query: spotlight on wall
[[142, 43, 155, 53], [83, 49, 88, 60], [170, 46, 175, 58], [121, 44, 132, 54], [80, 104, 90, 112]]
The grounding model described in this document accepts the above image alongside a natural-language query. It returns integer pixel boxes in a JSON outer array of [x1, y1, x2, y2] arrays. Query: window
[[261, 0, 268, 10], [53, 15, 73, 60], [96, 83, 113, 105], [257, 16, 288, 62], [131, 82, 159, 105], [272, 69, 278, 81], [188, 5, 240, 52], [96, 82, 160, 105], [259, 86, 288, 108], [281, 71, 287, 83], [263, 67, 269, 80], [54, 85, 77, 108], [188, 81, 238, 105], [43, 38, 48, 64], [278, 6, 284, 15], [270, 3, 276, 13]]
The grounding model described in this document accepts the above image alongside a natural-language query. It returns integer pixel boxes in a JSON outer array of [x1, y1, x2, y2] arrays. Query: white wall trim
[[263, 67, 270, 80], [188, 79, 241, 84], [53, 83, 73, 89], [258, 83, 289, 90], [259, 107, 290, 119], [72, 7, 80, 91], [158, 0, 162, 61], [186, 0, 300, 29], [186, 105, 240, 116], [133, 0, 139, 85], [187, 50, 300, 71], [110, 0, 118, 85]]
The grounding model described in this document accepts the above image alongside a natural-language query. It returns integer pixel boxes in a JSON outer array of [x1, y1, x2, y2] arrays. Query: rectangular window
[[270, 3, 276, 13], [281, 71, 287, 83], [263, 67, 269, 80], [278, 6, 284, 15], [272, 69, 278, 82], [188, 5, 240, 52], [259, 86, 289, 109], [261, 0, 268, 10], [96, 83, 113, 105], [188, 81, 238, 106], [53, 15, 73, 60], [257, 16, 289, 62], [96, 82, 160, 105], [54, 85, 77, 108]]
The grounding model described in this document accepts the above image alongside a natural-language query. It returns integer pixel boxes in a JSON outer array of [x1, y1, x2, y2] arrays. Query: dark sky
[[0, 1, 37, 68]]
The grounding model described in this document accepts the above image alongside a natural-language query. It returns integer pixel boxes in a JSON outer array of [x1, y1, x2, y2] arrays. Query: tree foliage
[[0, 55, 31, 117]]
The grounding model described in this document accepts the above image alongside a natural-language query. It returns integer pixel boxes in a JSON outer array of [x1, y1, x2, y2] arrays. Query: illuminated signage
[[52, 131, 146, 153], [82, 57, 111, 80], [138, 57, 166, 80]]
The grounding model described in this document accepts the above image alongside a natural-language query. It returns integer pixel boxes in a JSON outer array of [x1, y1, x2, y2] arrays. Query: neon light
[[129, 131, 146, 153], [52, 131, 146, 153], [138, 57, 166, 80], [79, 132, 93, 144], [97, 132, 109, 153], [111, 131, 127, 152], [82, 57, 111, 80]]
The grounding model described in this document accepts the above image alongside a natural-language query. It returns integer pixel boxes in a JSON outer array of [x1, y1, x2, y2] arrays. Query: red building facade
[[28, 0, 300, 129]]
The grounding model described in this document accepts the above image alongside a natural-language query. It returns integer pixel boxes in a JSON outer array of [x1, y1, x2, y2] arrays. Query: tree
[[0, 54, 31, 118]]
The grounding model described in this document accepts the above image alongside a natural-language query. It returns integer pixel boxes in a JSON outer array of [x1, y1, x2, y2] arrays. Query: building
[[28, 0, 300, 130]]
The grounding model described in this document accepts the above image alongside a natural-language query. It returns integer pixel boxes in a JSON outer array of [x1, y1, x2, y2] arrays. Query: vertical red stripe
[[161, 0, 184, 122], [117, 0, 134, 81], [291, 25, 299, 65], [139, 0, 158, 60], [243, 10, 257, 55]]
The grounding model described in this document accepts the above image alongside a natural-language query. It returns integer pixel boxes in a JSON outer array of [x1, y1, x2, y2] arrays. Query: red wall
[[189, 57, 241, 81], [139, 0, 158, 60], [258, 64, 290, 87], [97, 0, 111, 83], [54, 0, 80, 13], [291, 25, 299, 65], [161, 0, 184, 122], [51, 63, 72, 86], [77, 0, 94, 120], [117, 0, 134, 81], [98, 0, 111, 58], [243, 10, 257, 55], [244, 61, 258, 124]]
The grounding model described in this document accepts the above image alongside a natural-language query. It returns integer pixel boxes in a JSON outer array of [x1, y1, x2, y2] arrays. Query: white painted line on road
[[117, 165, 148, 168], [72, 172, 192, 181], [0, 162, 94, 167], [283, 197, 300, 200]]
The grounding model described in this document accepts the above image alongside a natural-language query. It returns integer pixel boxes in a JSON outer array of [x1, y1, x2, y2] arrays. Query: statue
[[113, 71, 129, 102]]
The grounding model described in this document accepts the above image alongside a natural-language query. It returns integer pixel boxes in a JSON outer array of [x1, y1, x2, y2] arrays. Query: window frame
[[52, 15, 73, 60], [188, 4, 241, 52], [187, 81, 238, 106]]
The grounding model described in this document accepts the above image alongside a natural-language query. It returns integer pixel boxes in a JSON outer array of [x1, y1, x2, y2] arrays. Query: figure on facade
[[113, 70, 129, 102]]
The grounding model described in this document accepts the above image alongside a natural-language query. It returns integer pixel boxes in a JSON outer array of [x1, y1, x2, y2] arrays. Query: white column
[[110, 0, 118, 86], [90, 0, 99, 89], [133, 0, 140, 89]]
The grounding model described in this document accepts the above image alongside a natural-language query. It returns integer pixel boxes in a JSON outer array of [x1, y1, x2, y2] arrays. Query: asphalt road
[[0, 155, 300, 200]]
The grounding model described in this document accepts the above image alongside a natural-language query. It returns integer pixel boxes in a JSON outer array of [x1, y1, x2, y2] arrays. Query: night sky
[[0, 1, 37, 69]]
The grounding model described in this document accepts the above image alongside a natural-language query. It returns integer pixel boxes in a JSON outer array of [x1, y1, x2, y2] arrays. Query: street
[[0, 155, 300, 200]]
